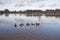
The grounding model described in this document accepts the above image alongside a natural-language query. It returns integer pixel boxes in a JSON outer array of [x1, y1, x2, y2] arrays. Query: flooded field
[[0, 14, 60, 40]]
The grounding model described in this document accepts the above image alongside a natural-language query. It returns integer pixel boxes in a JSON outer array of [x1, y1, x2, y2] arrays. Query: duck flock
[[14, 22, 41, 27]]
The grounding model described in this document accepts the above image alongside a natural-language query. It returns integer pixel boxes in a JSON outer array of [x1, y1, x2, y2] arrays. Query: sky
[[0, 0, 60, 11]]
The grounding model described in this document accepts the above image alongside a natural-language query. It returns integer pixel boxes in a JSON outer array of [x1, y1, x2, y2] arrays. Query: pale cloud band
[[0, 0, 60, 11]]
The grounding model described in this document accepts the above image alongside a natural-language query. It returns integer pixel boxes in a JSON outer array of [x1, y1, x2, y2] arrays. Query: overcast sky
[[0, 0, 60, 11]]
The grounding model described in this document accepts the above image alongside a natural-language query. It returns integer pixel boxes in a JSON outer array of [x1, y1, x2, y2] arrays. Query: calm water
[[0, 14, 60, 40]]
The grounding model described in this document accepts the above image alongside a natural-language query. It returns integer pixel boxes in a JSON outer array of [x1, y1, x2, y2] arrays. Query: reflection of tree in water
[[5, 14, 9, 17], [0, 14, 3, 16], [0, 11, 3, 15], [55, 15, 60, 18], [46, 15, 60, 18]]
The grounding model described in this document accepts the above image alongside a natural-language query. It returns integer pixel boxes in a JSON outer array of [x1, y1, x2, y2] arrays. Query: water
[[0, 14, 60, 40]]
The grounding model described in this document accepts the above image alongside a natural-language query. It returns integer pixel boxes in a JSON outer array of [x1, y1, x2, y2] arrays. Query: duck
[[31, 23, 35, 25], [19, 23, 24, 26], [26, 23, 30, 26], [14, 24, 17, 27], [36, 23, 40, 26]]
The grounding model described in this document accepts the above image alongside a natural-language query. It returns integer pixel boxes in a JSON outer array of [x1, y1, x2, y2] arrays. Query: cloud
[[29, 0, 44, 2], [49, 3, 60, 7], [0, 0, 6, 5], [14, 4, 24, 7], [0, 0, 60, 10], [50, 4, 57, 7], [0, 2, 5, 5], [17, 0, 26, 4], [38, 2, 46, 8]]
